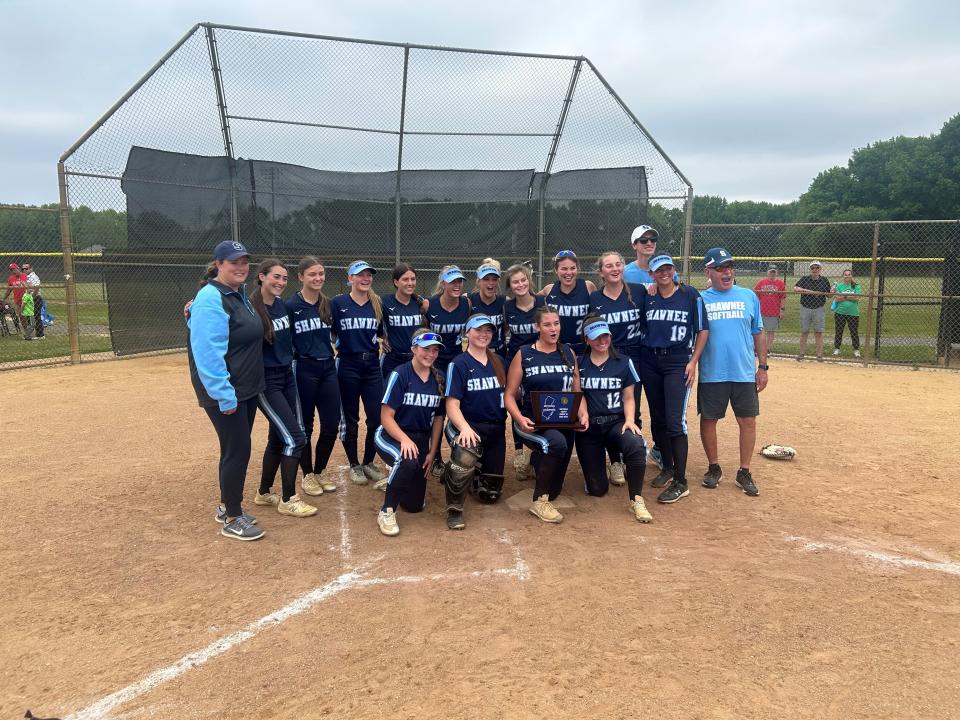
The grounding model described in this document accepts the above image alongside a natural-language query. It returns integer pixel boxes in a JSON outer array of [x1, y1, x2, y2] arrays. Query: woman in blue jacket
[[188, 241, 265, 541]]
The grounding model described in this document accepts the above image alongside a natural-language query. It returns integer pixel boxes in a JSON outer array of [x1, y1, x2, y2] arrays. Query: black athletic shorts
[[697, 381, 759, 419]]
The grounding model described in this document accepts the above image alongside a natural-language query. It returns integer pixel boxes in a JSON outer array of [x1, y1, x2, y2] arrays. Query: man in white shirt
[[21, 262, 45, 339]]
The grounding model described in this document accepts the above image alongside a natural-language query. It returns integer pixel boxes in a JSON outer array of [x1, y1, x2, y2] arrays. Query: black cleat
[[702, 463, 723, 489], [735, 468, 759, 496], [446, 509, 465, 530], [650, 468, 674, 488], [657, 481, 689, 504]]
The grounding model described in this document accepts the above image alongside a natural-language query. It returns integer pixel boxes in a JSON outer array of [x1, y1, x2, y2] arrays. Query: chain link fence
[[48, 23, 690, 366], [690, 220, 960, 366]]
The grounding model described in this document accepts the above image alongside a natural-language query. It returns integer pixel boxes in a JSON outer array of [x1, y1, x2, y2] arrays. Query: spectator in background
[[754, 266, 786, 351], [21, 287, 36, 340], [4, 262, 27, 309], [832, 269, 862, 358], [794, 260, 832, 362], [21, 263, 44, 339]]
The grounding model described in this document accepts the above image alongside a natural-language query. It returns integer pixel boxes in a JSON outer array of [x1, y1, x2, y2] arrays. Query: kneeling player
[[443, 313, 508, 529]]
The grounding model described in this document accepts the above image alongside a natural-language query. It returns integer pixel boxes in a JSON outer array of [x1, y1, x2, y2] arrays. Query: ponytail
[[486, 349, 507, 386], [199, 261, 217, 288], [250, 258, 285, 343]]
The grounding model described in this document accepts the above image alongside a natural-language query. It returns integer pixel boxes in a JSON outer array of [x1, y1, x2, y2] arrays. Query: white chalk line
[[785, 535, 960, 577], [335, 465, 351, 563], [66, 531, 528, 720]]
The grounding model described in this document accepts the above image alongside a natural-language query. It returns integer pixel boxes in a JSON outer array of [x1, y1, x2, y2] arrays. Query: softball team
[[288, 256, 340, 497], [332, 261, 387, 486], [374, 328, 447, 536], [442, 313, 508, 530], [539, 250, 596, 356], [505, 304, 589, 523], [467, 259, 506, 356], [428, 265, 470, 373], [381, 263, 426, 379], [574, 314, 651, 522], [635, 255, 709, 504]]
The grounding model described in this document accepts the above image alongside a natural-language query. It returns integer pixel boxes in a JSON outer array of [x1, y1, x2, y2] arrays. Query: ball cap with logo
[[213, 240, 251, 261], [703, 247, 735, 268], [630, 225, 659, 244]]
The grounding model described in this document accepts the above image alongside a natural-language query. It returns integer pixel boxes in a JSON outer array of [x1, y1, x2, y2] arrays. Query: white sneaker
[[373, 478, 388, 492], [630, 495, 653, 523], [302, 473, 324, 496], [832, 349, 841, 356], [378, 507, 400, 536], [277, 494, 318, 517], [350, 465, 368, 485], [362, 463, 386, 482], [854, 350, 861, 358], [609, 462, 626, 486]]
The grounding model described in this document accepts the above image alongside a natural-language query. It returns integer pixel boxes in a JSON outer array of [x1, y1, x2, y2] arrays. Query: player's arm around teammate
[[442, 313, 508, 530], [636, 255, 709, 506], [373, 329, 446, 536], [332, 261, 387, 487], [574, 315, 651, 523], [504, 305, 589, 524], [187, 241, 265, 541], [248, 259, 315, 518], [288, 257, 340, 497]]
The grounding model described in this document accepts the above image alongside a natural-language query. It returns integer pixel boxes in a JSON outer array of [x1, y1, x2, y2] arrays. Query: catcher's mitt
[[760, 444, 797, 460]]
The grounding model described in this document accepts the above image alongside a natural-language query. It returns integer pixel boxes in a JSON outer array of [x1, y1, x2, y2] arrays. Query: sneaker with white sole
[[702, 463, 722, 489], [349, 465, 368, 485], [253, 491, 281, 507], [513, 448, 528, 481], [657, 481, 689, 504], [832, 349, 841, 356], [650, 468, 674, 489], [735, 468, 759, 497], [378, 507, 400, 536], [362, 463, 386, 483], [373, 478, 388, 492], [529, 494, 563, 523], [278, 494, 318, 517], [648, 446, 664, 470], [215, 505, 258, 524], [318, 471, 338, 493], [853, 350, 861, 358], [221, 515, 265, 541], [608, 461, 626, 486], [630, 495, 653, 523], [301, 473, 324, 496]]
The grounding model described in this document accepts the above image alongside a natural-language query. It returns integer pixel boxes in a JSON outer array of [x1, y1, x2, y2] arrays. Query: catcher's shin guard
[[472, 473, 504, 504], [443, 440, 482, 512]]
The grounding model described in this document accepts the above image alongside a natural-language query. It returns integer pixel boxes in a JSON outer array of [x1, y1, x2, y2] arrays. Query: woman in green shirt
[[832, 269, 862, 357]]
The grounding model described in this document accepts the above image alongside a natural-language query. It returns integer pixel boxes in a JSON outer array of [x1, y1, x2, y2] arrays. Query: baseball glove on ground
[[760, 444, 797, 460]]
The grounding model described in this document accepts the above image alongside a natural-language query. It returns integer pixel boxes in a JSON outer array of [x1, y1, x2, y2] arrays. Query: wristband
[[757, 364, 769, 371]]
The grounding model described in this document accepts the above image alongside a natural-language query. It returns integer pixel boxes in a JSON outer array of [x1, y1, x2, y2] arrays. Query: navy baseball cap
[[465, 314, 496, 332], [649, 254, 675, 272], [213, 240, 250, 261], [476, 264, 501, 279], [583, 318, 612, 340], [348, 260, 376, 276], [441, 266, 466, 283], [411, 331, 444, 349], [704, 247, 734, 268]]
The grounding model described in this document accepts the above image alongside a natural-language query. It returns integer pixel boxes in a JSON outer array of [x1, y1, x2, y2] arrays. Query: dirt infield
[[3, 356, 959, 719]]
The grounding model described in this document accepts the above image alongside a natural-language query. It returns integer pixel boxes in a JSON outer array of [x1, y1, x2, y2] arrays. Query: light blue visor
[[441, 267, 466, 283], [650, 254, 675, 272], [465, 314, 495, 332], [476, 265, 501, 279], [584, 320, 612, 340], [348, 260, 375, 276]]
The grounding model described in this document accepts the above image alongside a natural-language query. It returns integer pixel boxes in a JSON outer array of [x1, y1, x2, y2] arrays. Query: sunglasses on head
[[554, 250, 577, 260], [416, 332, 442, 343]]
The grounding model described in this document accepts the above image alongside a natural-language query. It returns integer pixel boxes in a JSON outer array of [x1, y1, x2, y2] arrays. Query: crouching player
[[374, 329, 446, 536], [575, 314, 651, 522], [442, 313, 508, 530]]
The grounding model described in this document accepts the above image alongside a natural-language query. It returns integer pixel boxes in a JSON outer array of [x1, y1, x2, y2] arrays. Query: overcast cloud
[[2, 0, 959, 205]]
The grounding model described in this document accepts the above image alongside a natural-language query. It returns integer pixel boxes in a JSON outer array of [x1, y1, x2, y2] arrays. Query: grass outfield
[[0, 277, 949, 366]]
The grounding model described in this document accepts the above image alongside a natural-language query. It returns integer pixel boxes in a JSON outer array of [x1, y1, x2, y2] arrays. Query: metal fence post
[[862, 222, 880, 365], [682, 186, 694, 282], [394, 46, 410, 265], [57, 162, 81, 363], [205, 25, 238, 243]]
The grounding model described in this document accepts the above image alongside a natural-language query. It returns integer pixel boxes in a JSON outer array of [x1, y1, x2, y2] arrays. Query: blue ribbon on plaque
[[530, 390, 583, 429]]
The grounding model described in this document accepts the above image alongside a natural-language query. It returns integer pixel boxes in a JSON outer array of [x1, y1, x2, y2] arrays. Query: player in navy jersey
[[505, 305, 589, 524], [538, 250, 597, 356], [287, 256, 340, 498], [575, 314, 651, 522], [503, 263, 546, 480], [373, 328, 446, 536], [589, 251, 643, 485], [635, 255, 710, 505], [248, 259, 316, 518], [332, 261, 388, 487], [427, 265, 471, 372], [467, 259, 506, 356], [443, 313, 508, 530], [382, 262, 427, 379]]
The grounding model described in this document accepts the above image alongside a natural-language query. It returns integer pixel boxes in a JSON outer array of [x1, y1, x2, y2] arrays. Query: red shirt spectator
[[754, 269, 786, 318], [5, 264, 28, 307]]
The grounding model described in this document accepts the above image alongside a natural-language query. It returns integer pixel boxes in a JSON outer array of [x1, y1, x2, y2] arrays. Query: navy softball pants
[[639, 347, 693, 483], [512, 422, 574, 501], [374, 427, 431, 513], [203, 396, 258, 518], [381, 351, 413, 381], [258, 366, 307, 501], [337, 353, 384, 467], [296, 357, 341, 476], [574, 418, 647, 497], [444, 420, 507, 477]]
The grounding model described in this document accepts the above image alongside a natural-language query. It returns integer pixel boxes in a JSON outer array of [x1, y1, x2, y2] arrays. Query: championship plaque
[[530, 390, 584, 429]]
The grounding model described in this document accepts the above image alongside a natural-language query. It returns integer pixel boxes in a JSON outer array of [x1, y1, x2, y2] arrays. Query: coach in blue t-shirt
[[698, 247, 768, 498]]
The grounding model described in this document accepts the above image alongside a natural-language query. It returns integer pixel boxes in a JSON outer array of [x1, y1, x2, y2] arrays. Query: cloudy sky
[[2, 0, 959, 205]]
